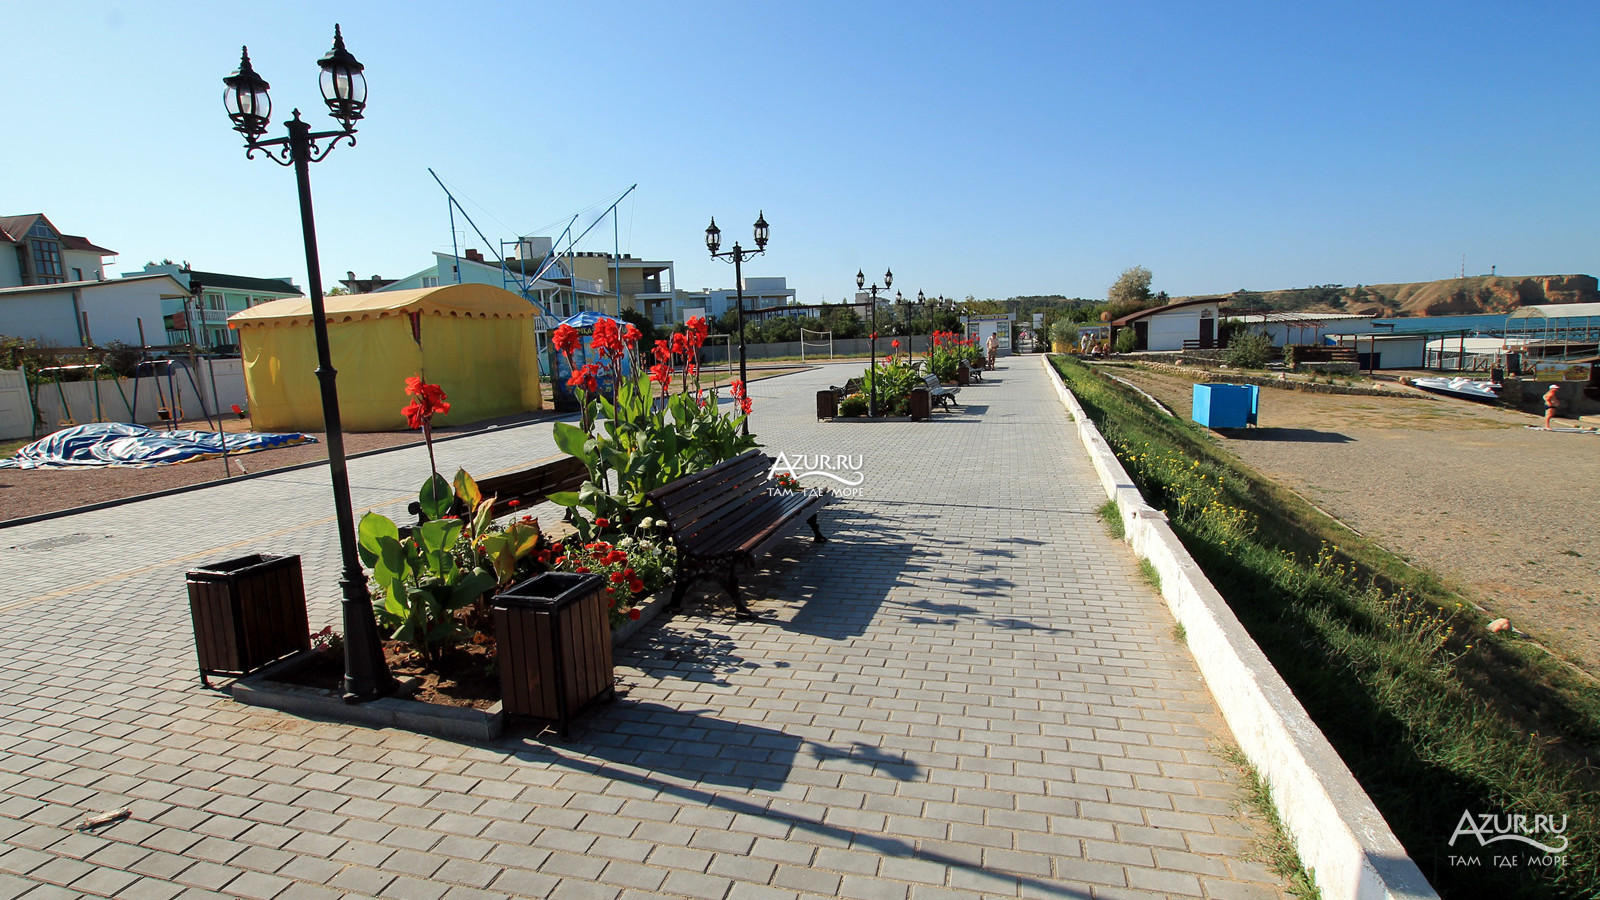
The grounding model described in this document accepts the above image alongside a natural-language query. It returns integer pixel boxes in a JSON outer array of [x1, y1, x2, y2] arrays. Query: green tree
[[616, 307, 658, 349], [1108, 266, 1153, 308]]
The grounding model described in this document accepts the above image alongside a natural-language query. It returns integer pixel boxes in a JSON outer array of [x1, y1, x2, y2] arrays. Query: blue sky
[[5, 1, 1597, 304]]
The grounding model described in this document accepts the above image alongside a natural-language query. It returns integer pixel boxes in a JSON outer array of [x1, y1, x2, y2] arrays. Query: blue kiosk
[[1192, 383, 1260, 429]]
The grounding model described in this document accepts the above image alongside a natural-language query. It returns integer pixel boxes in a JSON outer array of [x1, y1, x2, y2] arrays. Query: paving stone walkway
[[0, 358, 1286, 899]]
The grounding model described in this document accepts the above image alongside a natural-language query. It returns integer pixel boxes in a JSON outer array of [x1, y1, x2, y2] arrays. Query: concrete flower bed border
[[1042, 355, 1438, 900]]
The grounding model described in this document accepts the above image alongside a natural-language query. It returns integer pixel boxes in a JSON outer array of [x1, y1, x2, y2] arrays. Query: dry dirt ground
[[0, 367, 808, 524], [1112, 365, 1600, 676]]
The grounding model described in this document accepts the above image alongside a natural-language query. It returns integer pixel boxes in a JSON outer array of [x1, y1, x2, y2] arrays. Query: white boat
[[1410, 376, 1501, 402]]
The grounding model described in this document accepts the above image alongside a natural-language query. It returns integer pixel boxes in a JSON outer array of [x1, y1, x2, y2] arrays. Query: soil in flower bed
[[277, 641, 500, 710]]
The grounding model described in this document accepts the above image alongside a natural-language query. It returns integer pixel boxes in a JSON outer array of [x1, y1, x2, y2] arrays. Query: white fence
[[1, 359, 249, 441]]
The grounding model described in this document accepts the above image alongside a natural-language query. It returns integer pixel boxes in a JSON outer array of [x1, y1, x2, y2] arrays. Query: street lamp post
[[706, 212, 768, 436], [223, 26, 395, 702], [914, 289, 926, 365], [854, 268, 892, 416]]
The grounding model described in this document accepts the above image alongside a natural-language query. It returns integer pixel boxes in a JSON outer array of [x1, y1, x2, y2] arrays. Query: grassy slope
[[1053, 356, 1599, 900]]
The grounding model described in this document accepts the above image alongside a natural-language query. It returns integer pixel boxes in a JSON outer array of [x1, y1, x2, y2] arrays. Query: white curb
[[1043, 355, 1438, 900]]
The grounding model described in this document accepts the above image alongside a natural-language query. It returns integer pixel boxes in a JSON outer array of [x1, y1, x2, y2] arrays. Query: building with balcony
[[562, 251, 680, 326], [122, 263, 303, 351], [680, 277, 797, 324], [0, 214, 115, 288]]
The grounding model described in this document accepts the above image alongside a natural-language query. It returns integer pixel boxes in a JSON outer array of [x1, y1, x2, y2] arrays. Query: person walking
[[985, 332, 999, 369], [1542, 384, 1561, 430]]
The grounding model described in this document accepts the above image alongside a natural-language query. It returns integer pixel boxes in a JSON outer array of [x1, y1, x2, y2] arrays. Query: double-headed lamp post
[[913, 289, 926, 364], [223, 25, 395, 703], [855, 267, 892, 416], [706, 212, 768, 436]]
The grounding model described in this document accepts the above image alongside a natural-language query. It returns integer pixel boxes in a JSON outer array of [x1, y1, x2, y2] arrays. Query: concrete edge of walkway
[[1041, 355, 1439, 900]]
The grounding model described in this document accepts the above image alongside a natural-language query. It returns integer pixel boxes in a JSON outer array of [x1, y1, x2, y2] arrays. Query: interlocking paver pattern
[[0, 359, 1284, 898]]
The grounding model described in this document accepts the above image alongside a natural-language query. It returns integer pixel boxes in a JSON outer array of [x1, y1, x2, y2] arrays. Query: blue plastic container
[[1192, 383, 1259, 429]]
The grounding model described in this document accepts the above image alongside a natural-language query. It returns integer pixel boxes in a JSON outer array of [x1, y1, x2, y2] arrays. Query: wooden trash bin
[[956, 361, 971, 385], [493, 572, 614, 735], [187, 553, 310, 687], [909, 387, 931, 421], [816, 389, 838, 419]]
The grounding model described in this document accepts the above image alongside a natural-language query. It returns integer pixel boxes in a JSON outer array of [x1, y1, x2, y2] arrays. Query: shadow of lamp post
[[705, 212, 768, 437], [855, 268, 892, 416], [222, 25, 395, 702]]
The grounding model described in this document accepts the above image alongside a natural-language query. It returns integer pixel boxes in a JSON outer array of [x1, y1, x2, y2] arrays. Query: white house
[[0, 274, 191, 348], [1111, 298, 1223, 352], [0, 213, 116, 288]]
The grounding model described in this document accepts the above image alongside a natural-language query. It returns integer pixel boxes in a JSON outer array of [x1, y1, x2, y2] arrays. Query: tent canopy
[[230, 283, 536, 328], [230, 283, 543, 432]]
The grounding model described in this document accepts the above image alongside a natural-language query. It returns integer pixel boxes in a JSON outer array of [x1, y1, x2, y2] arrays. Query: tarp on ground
[[0, 422, 313, 469], [229, 283, 544, 432]]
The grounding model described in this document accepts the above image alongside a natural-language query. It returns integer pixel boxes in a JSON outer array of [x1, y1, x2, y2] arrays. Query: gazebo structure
[[229, 283, 544, 431]]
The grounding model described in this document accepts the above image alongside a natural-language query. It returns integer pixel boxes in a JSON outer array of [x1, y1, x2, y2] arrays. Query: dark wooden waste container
[[816, 389, 838, 419], [909, 387, 930, 421], [956, 361, 971, 385], [187, 553, 310, 686], [494, 572, 613, 734]]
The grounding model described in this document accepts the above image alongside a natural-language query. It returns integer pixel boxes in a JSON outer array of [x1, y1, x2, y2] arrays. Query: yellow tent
[[230, 283, 544, 432]]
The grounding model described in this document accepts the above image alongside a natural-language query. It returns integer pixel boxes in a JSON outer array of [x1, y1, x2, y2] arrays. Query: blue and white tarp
[[0, 423, 315, 470]]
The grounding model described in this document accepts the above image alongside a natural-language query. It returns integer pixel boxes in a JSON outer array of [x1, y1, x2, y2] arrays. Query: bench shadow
[[1226, 427, 1353, 443], [751, 506, 1065, 636]]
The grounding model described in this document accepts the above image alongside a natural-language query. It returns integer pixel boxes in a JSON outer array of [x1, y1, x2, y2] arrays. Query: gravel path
[[1113, 365, 1600, 676]]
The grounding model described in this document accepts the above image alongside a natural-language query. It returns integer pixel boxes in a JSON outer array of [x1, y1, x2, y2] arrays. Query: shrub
[[1114, 327, 1138, 353], [838, 392, 867, 417], [1049, 320, 1078, 348], [1224, 330, 1273, 368]]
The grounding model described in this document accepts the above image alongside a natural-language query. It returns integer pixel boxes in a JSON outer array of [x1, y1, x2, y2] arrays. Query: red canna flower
[[892, 339, 900, 349], [552, 323, 581, 354], [740, 397, 753, 415], [650, 362, 673, 388], [652, 339, 672, 364], [670, 332, 688, 356], [730, 379, 746, 400], [622, 323, 642, 346], [590, 317, 624, 359]]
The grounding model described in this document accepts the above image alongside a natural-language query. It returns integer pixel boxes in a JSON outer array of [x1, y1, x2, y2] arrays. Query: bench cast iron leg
[[723, 562, 753, 618], [670, 574, 690, 608], [808, 514, 827, 544]]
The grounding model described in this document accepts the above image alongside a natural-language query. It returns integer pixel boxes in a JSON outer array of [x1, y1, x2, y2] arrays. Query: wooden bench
[[410, 455, 589, 525], [645, 449, 828, 618], [923, 373, 960, 409]]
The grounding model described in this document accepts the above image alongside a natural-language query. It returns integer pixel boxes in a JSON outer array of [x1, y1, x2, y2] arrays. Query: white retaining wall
[[1042, 355, 1438, 900], [4, 359, 249, 440]]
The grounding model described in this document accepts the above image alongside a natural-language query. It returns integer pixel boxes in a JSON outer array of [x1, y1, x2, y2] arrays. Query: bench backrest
[[924, 373, 943, 390], [645, 450, 777, 555], [413, 455, 589, 525]]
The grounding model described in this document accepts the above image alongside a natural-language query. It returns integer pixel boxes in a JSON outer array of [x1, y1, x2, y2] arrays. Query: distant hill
[[1211, 274, 1597, 317]]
